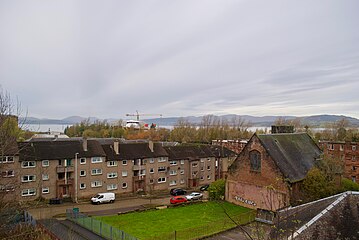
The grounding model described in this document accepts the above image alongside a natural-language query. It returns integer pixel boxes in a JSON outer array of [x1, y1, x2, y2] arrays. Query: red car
[[170, 196, 188, 204]]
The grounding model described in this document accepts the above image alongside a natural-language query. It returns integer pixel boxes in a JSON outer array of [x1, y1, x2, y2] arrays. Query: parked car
[[170, 196, 188, 204], [185, 192, 203, 201], [170, 188, 187, 196], [91, 192, 115, 204], [200, 184, 210, 191]]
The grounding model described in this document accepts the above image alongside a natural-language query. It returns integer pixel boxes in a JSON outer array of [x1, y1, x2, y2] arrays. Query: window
[[169, 170, 177, 176], [207, 158, 211, 162], [158, 177, 166, 183], [122, 160, 127, 165], [122, 171, 128, 177], [91, 157, 103, 163], [22, 188, 36, 197], [42, 174, 49, 181], [140, 169, 146, 176], [180, 179, 185, 184], [250, 150, 261, 172], [107, 172, 118, 178], [1, 156, 14, 163], [353, 145, 357, 151], [80, 183, 86, 189], [180, 169, 184, 175], [170, 161, 177, 165], [200, 159, 204, 162], [80, 170, 86, 177], [150, 168, 154, 174], [42, 187, 49, 194], [340, 145, 344, 151], [42, 160, 49, 167], [207, 165, 211, 171], [149, 179, 154, 184], [1, 170, 14, 177], [149, 158, 154, 163], [192, 163, 198, 168], [91, 169, 102, 175], [169, 180, 177, 186], [91, 181, 102, 188], [22, 175, 36, 182], [107, 161, 117, 167], [22, 161, 36, 168], [158, 157, 166, 162], [328, 144, 334, 150], [192, 171, 198, 176], [352, 176, 357, 183], [352, 166, 357, 171], [122, 182, 128, 188], [0, 185, 15, 192], [207, 175, 211, 180], [80, 158, 86, 164], [352, 156, 357, 161], [201, 166, 204, 171], [200, 176, 204, 180], [158, 166, 166, 172], [180, 160, 185, 165], [107, 184, 118, 190]]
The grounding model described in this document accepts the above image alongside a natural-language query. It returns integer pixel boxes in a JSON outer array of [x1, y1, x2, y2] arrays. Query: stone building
[[226, 131, 322, 211]]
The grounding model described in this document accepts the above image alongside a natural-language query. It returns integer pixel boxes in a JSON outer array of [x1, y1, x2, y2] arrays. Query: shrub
[[208, 179, 225, 200], [341, 178, 359, 191]]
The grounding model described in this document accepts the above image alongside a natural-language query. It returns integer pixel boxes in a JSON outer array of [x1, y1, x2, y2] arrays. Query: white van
[[91, 192, 115, 204]]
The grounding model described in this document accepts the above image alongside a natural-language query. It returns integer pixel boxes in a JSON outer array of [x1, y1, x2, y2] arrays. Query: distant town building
[[212, 139, 248, 154]]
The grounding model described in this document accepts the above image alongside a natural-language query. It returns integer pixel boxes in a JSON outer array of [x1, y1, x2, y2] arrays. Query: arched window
[[250, 150, 261, 172]]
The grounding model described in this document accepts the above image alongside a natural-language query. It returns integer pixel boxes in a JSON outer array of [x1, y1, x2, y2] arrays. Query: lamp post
[[75, 152, 79, 203]]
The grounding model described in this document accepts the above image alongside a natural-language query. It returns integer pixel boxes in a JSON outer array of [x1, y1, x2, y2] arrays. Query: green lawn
[[95, 201, 255, 240]]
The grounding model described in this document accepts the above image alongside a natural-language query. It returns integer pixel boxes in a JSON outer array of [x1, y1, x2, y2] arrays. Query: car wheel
[[110, 200, 114, 203]]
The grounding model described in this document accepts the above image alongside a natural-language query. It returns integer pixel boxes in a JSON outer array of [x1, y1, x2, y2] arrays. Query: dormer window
[[250, 150, 261, 172]]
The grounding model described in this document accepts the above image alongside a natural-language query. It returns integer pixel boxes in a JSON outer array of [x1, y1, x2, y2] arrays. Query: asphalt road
[[28, 196, 170, 219]]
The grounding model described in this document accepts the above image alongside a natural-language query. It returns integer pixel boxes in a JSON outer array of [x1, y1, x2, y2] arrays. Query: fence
[[145, 209, 256, 240], [66, 209, 138, 240]]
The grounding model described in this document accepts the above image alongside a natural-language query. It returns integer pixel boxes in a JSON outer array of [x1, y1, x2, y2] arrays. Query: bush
[[208, 179, 225, 200], [341, 178, 359, 191]]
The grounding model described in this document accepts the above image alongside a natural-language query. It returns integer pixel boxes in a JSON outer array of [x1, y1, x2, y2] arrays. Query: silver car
[[185, 192, 203, 201]]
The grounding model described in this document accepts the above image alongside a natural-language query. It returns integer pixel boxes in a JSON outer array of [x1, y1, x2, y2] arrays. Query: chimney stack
[[114, 141, 119, 155], [83, 137, 88, 151], [149, 140, 154, 153]]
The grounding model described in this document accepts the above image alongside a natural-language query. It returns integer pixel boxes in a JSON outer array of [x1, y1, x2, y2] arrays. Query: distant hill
[[21, 114, 359, 127]]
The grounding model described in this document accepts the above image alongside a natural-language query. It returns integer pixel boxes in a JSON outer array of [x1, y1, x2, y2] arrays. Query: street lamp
[[75, 152, 79, 203]]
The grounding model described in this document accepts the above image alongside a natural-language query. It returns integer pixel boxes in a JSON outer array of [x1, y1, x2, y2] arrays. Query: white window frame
[[353, 145, 357, 151], [169, 180, 177, 186], [207, 175, 211, 180], [21, 161, 36, 168], [200, 176, 204, 180], [80, 183, 86, 189], [2, 170, 14, 177], [180, 160, 185, 165], [42, 174, 49, 181], [169, 170, 177, 176], [42, 160, 49, 167], [170, 160, 177, 166], [107, 172, 118, 179], [80, 158, 86, 164], [22, 188, 36, 197], [80, 170, 86, 177], [158, 157, 166, 162], [91, 157, 103, 163], [122, 171, 128, 177], [91, 169, 102, 175], [1, 156, 14, 163], [122, 160, 127, 165], [158, 177, 166, 183], [107, 161, 118, 167], [207, 166, 211, 170], [22, 175, 36, 182], [149, 158, 154, 163], [180, 179, 185, 184], [180, 169, 185, 175], [192, 163, 198, 168], [91, 181, 102, 188], [42, 187, 49, 194], [122, 182, 128, 189], [158, 166, 166, 172], [107, 184, 118, 190], [150, 168, 154, 174]]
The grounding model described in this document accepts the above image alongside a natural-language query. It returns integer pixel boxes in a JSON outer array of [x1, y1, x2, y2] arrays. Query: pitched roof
[[18, 139, 106, 161], [164, 145, 215, 161], [209, 145, 237, 158], [257, 133, 322, 182], [101, 142, 168, 160]]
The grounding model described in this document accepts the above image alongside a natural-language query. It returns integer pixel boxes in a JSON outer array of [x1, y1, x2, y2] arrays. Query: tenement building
[[319, 140, 359, 183], [0, 138, 232, 202], [226, 130, 322, 211]]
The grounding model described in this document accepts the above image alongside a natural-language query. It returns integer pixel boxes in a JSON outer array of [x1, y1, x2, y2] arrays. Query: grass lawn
[[95, 201, 255, 239]]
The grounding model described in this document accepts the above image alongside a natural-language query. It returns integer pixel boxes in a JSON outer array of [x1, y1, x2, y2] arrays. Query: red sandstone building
[[226, 131, 321, 211], [319, 140, 359, 183]]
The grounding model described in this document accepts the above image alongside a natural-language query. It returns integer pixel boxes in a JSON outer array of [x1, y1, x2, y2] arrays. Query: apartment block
[[319, 140, 359, 182]]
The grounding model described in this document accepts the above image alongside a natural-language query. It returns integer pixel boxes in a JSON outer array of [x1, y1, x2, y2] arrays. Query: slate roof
[[101, 142, 168, 160], [18, 139, 106, 161], [257, 133, 322, 182], [209, 145, 237, 158], [164, 145, 216, 161]]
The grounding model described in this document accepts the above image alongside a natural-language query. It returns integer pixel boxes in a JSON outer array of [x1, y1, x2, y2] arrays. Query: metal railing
[[66, 209, 138, 240]]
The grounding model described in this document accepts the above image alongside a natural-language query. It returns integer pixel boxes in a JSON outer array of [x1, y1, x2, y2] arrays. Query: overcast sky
[[1, 0, 358, 120]]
